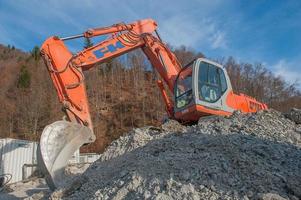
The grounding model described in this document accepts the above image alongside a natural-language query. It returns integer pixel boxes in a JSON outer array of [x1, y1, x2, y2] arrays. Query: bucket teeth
[[37, 121, 95, 190]]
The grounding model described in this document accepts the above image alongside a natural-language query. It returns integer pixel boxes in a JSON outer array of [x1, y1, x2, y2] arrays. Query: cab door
[[174, 65, 194, 112], [194, 58, 226, 110]]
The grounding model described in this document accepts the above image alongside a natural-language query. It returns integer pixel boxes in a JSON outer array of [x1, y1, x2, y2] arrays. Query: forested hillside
[[0, 44, 300, 153]]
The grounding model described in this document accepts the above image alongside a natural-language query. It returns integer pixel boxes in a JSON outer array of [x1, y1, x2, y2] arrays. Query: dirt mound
[[51, 109, 301, 200]]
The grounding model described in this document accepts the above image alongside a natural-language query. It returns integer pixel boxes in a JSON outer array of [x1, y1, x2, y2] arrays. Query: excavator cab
[[174, 58, 233, 122]]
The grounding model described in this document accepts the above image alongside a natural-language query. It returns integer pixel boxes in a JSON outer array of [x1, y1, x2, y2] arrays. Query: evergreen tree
[[17, 65, 31, 88], [31, 46, 40, 61]]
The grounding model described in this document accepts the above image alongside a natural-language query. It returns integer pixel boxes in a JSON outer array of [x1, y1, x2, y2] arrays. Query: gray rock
[[259, 193, 288, 200], [284, 108, 301, 124], [49, 109, 301, 200]]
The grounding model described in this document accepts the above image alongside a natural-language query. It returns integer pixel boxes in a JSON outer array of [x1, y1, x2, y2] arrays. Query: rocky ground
[[51, 109, 301, 200], [0, 164, 90, 200], [1, 109, 301, 200], [0, 178, 48, 200]]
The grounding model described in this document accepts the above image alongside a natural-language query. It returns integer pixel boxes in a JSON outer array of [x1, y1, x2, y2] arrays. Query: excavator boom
[[38, 18, 267, 190]]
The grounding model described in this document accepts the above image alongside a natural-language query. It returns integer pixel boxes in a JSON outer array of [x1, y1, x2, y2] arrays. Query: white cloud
[[210, 30, 227, 49], [0, 0, 230, 51], [272, 59, 300, 86], [159, 16, 205, 47], [159, 16, 227, 50]]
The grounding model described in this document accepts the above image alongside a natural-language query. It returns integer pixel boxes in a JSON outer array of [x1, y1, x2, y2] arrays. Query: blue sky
[[0, 0, 300, 85]]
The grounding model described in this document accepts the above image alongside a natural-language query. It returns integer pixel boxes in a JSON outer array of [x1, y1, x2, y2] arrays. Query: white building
[[0, 138, 100, 184], [0, 138, 38, 184]]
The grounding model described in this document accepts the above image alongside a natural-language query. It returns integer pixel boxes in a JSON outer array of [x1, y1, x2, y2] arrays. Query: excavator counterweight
[[38, 19, 267, 190]]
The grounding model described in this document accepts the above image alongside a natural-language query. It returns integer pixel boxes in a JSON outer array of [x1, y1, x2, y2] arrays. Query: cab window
[[219, 68, 227, 93], [198, 62, 227, 103], [175, 67, 193, 109]]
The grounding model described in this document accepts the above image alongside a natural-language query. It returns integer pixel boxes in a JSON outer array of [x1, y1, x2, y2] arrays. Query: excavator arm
[[39, 19, 182, 189], [41, 19, 181, 130]]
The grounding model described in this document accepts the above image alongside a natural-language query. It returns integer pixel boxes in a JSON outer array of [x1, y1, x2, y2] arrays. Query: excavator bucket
[[37, 121, 95, 190]]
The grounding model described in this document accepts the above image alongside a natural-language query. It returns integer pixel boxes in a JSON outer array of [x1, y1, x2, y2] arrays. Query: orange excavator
[[38, 19, 268, 190]]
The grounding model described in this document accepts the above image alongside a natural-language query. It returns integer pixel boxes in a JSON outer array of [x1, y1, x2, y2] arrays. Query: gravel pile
[[284, 108, 301, 125], [51, 109, 301, 200]]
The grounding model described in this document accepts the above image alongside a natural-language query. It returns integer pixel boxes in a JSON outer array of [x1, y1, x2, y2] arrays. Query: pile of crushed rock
[[51, 109, 301, 200]]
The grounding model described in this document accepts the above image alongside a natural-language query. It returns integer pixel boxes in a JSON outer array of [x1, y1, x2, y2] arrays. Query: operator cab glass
[[198, 61, 227, 102], [175, 66, 193, 109]]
